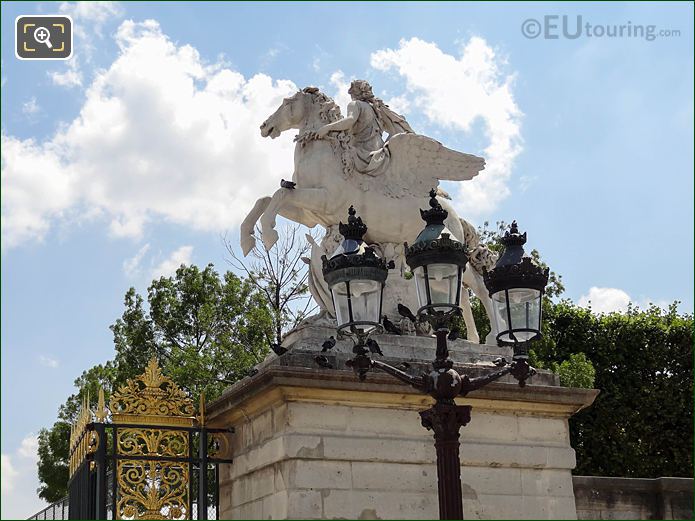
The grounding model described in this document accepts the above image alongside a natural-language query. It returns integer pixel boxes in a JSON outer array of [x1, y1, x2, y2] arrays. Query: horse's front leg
[[460, 285, 480, 344], [259, 187, 329, 251], [464, 267, 498, 345], [240, 196, 271, 256]]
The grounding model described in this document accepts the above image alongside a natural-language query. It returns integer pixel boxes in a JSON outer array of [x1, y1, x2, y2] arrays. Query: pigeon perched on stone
[[448, 327, 462, 341], [270, 343, 288, 356], [281, 179, 296, 189], [397, 303, 417, 323], [366, 338, 383, 356], [382, 315, 402, 335], [245, 367, 259, 378], [493, 357, 508, 367], [321, 336, 336, 352], [314, 355, 333, 369]]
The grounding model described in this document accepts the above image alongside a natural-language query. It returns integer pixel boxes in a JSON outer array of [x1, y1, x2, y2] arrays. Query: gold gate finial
[[198, 392, 206, 427], [109, 357, 196, 426], [95, 386, 108, 423]]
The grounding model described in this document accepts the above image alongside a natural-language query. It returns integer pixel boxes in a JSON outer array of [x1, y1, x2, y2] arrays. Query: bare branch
[[223, 224, 321, 345]]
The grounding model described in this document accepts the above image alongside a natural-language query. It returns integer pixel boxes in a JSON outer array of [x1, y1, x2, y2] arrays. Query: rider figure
[[316, 80, 413, 175]]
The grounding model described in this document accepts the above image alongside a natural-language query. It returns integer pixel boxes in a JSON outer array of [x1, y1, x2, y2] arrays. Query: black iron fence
[[27, 498, 69, 520]]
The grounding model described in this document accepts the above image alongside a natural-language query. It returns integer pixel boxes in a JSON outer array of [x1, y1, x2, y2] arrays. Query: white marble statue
[[240, 82, 498, 343]]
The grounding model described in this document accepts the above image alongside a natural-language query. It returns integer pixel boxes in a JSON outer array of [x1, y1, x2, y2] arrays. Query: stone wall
[[573, 476, 694, 520], [207, 328, 598, 520]]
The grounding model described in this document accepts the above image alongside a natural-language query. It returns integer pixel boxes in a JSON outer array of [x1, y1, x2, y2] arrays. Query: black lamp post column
[[420, 398, 471, 519], [421, 330, 471, 520]]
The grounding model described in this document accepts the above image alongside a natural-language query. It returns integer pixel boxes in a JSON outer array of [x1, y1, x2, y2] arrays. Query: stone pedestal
[[207, 327, 598, 519]]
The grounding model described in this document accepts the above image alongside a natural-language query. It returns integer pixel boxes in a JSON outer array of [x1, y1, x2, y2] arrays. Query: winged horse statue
[[240, 83, 498, 343]]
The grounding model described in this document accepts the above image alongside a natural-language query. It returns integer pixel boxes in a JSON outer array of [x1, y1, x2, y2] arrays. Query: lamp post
[[320, 205, 393, 379], [483, 220, 549, 364], [316, 194, 549, 520]]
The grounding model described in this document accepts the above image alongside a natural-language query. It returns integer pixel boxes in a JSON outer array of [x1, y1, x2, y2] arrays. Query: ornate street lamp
[[320, 206, 392, 379], [316, 195, 549, 520], [405, 189, 468, 321], [483, 221, 550, 362]]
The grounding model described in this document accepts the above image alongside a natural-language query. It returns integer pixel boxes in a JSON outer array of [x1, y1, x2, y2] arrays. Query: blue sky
[[1, 1, 693, 517]]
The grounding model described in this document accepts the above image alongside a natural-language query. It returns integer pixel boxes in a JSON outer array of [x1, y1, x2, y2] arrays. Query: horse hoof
[[262, 229, 279, 251], [240, 235, 256, 256], [466, 333, 481, 344]]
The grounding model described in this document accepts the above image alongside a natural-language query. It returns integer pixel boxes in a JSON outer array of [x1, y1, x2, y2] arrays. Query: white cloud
[[578, 287, 631, 313], [152, 245, 193, 279], [1, 454, 17, 493], [1, 444, 47, 519], [1, 133, 76, 248], [50, 58, 83, 88], [59, 1, 123, 38], [17, 435, 39, 462], [384, 94, 411, 115], [123, 243, 151, 277], [4, 19, 298, 248], [578, 286, 670, 314], [38, 355, 59, 368], [49, 2, 124, 88], [329, 70, 352, 113], [370, 37, 522, 216], [22, 97, 40, 116]]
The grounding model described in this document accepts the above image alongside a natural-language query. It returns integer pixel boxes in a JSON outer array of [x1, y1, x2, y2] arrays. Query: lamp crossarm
[[371, 359, 426, 391], [460, 365, 513, 395]]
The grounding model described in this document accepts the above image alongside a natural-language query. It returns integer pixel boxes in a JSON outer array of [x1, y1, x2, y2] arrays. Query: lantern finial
[[338, 205, 368, 241], [419, 189, 448, 226], [502, 220, 527, 248]]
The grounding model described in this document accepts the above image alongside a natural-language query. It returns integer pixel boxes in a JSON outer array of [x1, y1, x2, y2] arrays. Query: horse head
[[260, 87, 341, 139]]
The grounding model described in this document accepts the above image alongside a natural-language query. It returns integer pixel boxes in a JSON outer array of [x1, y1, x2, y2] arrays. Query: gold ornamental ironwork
[[109, 358, 196, 519], [117, 460, 189, 520], [69, 392, 103, 478], [110, 357, 196, 426]]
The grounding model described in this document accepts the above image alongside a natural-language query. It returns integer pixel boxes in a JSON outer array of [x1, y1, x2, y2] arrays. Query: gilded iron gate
[[68, 359, 233, 520]]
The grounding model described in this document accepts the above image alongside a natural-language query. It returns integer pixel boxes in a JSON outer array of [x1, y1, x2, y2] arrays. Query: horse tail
[[459, 217, 480, 252], [460, 218, 498, 275]]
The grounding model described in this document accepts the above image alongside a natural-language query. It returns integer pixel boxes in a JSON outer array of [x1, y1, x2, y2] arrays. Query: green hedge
[[538, 301, 692, 477]]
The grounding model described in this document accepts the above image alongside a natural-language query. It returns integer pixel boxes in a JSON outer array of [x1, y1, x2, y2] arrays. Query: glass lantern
[[321, 206, 389, 335], [483, 221, 549, 355], [405, 190, 468, 317]]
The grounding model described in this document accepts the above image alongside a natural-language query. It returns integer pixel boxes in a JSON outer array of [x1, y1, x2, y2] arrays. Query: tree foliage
[[36, 422, 70, 502], [555, 352, 596, 389], [539, 301, 693, 477], [36, 264, 272, 501]]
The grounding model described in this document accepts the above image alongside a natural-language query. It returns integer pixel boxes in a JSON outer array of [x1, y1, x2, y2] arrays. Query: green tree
[[540, 301, 693, 477], [36, 421, 70, 502], [554, 352, 596, 388], [36, 264, 273, 502]]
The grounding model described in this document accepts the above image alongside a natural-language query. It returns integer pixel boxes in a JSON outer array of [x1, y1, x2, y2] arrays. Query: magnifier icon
[[33, 26, 53, 49]]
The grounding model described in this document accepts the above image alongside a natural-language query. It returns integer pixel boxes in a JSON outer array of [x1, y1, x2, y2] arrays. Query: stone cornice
[[207, 363, 599, 427]]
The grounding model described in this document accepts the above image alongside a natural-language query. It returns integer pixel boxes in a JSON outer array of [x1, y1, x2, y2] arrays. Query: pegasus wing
[[384, 133, 484, 197]]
